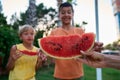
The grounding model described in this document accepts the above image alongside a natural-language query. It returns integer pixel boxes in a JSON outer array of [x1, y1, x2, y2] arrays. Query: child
[[6, 25, 45, 80], [49, 2, 85, 80]]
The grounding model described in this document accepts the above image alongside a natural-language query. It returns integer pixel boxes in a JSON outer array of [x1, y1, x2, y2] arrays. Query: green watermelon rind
[[38, 33, 95, 59]]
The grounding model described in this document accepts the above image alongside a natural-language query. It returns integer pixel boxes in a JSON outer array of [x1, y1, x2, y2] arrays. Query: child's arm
[[35, 49, 47, 71], [36, 55, 42, 71], [6, 45, 22, 72]]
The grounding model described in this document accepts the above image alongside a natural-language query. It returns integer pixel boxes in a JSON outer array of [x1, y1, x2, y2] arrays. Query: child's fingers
[[80, 50, 94, 56]]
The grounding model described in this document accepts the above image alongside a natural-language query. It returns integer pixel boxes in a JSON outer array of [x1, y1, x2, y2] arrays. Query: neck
[[62, 25, 73, 30], [22, 43, 33, 50]]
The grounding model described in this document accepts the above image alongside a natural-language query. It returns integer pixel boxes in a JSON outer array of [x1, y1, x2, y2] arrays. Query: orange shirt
[[50, 27, 85, 79]]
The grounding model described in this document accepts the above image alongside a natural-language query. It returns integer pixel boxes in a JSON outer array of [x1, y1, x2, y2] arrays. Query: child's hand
[[11, 50, 23, 61], [93, 42, 103, 52], [38, 49, 47, 62]]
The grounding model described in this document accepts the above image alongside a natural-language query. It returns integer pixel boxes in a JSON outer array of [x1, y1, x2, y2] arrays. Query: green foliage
[[34, 29, 45, 47], [16, 3, 57, 28], [67, 0, 77, 5], [67, 0, 73, 3], [36, 3, 57, 27], [0, 1, 2, 13], [19, 13, 27, 25], [75, 21, 88, 27], [0, 26, 20, 68], [80, 21, 88, 27], [104, 39, 120, 50], [10, 13, 20, 30], [36, 3, 57, 18], [75, 23, 81, 27], [36, 3, 49, 18], [0, 13, 7, 26]]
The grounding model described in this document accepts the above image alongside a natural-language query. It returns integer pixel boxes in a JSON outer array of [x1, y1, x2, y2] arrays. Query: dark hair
[[59, 2, 74, 12]]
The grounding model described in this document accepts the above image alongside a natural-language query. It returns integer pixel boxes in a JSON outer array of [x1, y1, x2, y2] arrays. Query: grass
[[83, 64, 120, 80], [36, 64, 54, 80], [0, 64, 120, 80]]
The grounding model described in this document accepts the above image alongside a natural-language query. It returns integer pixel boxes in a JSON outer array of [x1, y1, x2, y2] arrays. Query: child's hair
[[59, 2, 74, 13], [18, 24, 35, 36]]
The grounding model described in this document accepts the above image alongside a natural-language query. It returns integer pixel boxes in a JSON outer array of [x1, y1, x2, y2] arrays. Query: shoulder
[[11, 45, 17, 51], [33, 46, 38, 50], [33, 46, 39, 53], [74, 27, 85, 34], [74, 27, 84, 31], [51, 27, 61, 32], [16, 43, 23, 47], [10, 45, 17, 55], [50, 27, 62, 36]]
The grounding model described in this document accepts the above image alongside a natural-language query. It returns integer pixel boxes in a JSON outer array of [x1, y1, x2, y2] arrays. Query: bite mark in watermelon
[[16, 50, 37, 56], [38, 32, 95, 59]]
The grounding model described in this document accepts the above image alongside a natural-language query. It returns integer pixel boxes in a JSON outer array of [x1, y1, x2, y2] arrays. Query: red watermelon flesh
[[17, 50, 37, 56], [38, 32, 95, 59]]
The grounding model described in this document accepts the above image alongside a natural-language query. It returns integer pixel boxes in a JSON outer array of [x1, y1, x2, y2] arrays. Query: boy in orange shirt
[[49, 2, 103, 80], [50, 2, 84, 80]]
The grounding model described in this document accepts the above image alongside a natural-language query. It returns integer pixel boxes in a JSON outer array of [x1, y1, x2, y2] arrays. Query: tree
[[13, 3, 57, 29], [10, 13, 20, 30], [104, 39, 120, 50], [0, 1, 20, 73], [25, 0, 37, 27], [0, 14, 7, 26], [0, 1, 2, 13], [36, 3, 57, 36], [56, 0, 63, 26], [0, 1, 7, 27]]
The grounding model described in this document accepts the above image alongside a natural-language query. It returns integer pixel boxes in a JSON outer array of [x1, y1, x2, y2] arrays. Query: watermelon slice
[[38, 32, 95, 59], [16, 50, 37, 56]]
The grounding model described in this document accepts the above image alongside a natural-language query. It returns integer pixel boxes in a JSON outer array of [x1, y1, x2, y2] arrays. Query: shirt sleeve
[[75, 27, 85, 35], [49, 29, 55, 36]]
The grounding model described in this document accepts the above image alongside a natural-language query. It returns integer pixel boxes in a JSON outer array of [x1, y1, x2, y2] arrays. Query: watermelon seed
[[47, 42, 62, 51], [54, 43, 62, 51], [72, 43, 79, 50], [84, 36, 88, 40], [82, 36, 88, 42]]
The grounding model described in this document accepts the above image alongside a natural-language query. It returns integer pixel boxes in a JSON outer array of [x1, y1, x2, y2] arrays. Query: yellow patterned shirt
[[9, 44, 38, 80]]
